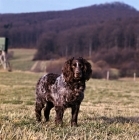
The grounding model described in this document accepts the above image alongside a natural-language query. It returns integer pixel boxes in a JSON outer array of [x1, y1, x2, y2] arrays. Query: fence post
[[134, 73, 136, 81], [107, 71, 109, 80]]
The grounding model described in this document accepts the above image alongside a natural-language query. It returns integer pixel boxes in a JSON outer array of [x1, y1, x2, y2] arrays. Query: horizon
[[0, 0, 139, 14]]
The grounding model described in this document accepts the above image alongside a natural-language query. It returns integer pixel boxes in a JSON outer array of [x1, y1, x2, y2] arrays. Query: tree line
[[0, 2, 138, 50], [0, 2, 139, 76], [33, 16, 139, 59]]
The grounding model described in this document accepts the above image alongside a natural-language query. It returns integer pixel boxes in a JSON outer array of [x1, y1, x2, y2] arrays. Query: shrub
[[92, 60, 109, 79], [92, 48, 139, 77], [120, 61, 139, 77], [46, 58, 66, 74], [92, 66, 103, 79], [109, 68, 120, 80], [92, 60, 119, 79]]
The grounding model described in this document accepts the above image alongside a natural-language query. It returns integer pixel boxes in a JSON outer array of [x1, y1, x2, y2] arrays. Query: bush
[[46, 58, 66, 74], [109, 68, 120, 80], [92, 48, 139, 77], [92, 60, 109, 79], [91, 60, 119, 79], [120, 61, 139, 77], [92, 66, 103, 79]]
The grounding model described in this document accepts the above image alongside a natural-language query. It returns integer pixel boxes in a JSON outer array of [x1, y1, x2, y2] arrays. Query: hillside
[[0, 2, 139, 77], [0, 2, 138, 48]]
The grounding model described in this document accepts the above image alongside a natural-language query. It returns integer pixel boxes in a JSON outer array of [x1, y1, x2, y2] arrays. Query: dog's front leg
[[71, 104, 80, 127], [55, 106, 64, 126]]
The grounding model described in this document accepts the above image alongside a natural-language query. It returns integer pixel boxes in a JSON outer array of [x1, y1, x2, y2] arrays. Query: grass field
[[7, 49, 37, 71], [0, 71, 139, 140], [1, 49, 139, 139], [5, 48, 55, 72]]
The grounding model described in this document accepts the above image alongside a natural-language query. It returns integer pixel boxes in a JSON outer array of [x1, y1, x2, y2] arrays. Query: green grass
[[8, 49, 37, 71], [1, 71, 139, 140], [4, 48, 55, 72]]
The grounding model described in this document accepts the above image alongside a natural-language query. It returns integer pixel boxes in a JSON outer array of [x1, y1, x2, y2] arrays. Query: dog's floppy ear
[[62, 57, 74, 82], [82, 58, 92, 81]]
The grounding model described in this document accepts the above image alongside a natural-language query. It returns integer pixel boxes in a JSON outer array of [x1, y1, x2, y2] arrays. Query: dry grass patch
[[1, 72, 139, 139], [7, 49, 37, 71]]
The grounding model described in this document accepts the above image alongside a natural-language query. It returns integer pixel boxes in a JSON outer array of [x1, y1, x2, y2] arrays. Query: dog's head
[[62, 57, 92, 82]]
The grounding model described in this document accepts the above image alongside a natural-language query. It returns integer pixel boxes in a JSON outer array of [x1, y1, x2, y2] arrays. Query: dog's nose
[[76, 70, 81, 74]]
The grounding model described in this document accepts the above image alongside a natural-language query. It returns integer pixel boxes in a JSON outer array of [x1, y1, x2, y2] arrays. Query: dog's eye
[[79, 63, 83, 68], [72, 63, 77, 67]]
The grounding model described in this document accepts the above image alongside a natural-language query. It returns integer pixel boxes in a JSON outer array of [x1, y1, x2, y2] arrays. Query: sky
[[0, 0, 139, 14]]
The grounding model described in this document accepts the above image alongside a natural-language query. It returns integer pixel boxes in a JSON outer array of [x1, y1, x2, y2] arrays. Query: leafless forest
[[0, 2, 139, 77]]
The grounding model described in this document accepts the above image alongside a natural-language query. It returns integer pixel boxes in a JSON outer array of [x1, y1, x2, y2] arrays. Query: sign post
[[0, 37, 11, 71]]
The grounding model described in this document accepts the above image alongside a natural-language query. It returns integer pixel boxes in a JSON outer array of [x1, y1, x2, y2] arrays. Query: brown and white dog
[[35, 57, 92, 126]]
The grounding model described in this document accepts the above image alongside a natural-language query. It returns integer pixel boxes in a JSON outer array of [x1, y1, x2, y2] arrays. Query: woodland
[[0, 2, 139, 77]]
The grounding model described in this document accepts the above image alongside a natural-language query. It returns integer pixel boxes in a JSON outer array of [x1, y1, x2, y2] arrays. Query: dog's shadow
[[94, 116, 139, 124]]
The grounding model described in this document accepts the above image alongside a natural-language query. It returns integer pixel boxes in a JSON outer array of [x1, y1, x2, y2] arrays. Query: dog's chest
[[51, 79, 84, 106]]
